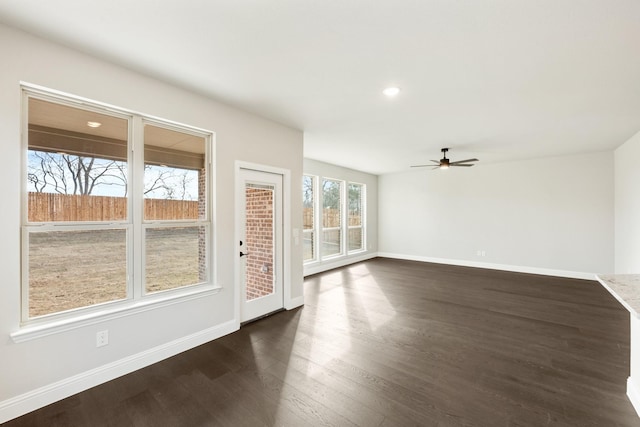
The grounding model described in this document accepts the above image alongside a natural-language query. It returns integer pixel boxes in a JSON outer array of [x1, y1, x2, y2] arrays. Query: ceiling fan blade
[[450, 163, 474, 167], [411, 160, 441, 167], [449, 158, 478, 165]]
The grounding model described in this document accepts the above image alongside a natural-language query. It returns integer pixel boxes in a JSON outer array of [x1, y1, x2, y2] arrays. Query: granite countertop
[[597, 274, 640, 318]]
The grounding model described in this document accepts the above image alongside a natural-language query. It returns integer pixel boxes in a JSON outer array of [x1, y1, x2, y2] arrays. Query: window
[[321, 178, 342, 258], [302, 175, 316, 262], [303, 174, 367, 265], [348, 183, 365, 252], [143, 122, 209, 294], [22, 87, 213, 324]]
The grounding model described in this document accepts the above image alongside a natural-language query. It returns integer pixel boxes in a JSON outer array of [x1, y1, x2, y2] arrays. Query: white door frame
[[234, 161, 291, 326]]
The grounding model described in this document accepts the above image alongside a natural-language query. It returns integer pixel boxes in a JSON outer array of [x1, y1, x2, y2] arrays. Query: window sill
[[11, 285, 222, 343]]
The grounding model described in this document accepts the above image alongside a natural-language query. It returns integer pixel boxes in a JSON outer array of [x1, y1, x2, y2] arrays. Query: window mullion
[[318, 176, 324, 261], [341, 180, 347, 256], [131, 116, 144, 299], [314, 176, 319, 261]]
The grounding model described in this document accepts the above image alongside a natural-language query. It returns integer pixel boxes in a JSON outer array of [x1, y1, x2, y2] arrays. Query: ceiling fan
[[411, 148, 479, 170]]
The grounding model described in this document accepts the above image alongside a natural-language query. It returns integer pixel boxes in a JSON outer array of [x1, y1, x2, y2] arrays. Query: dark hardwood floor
[[4, 258, 640, 426]]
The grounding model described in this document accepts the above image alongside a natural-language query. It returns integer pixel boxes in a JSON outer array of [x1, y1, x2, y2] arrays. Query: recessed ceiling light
[[87, 121, 102, 128], [383, 87, 401, 97]]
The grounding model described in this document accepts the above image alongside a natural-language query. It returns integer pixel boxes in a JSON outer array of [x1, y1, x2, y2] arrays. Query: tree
[[348, 183, 362, 215], [144, 166, 196, 200], [28, 150, 198, 200], [28, 151, 128, 197], [302, 176, 314, 208], [322, 179, 340, 210]]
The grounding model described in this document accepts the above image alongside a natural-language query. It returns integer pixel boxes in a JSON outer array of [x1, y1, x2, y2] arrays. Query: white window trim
[[17, 83, 218, 338], [11, 287, 222, 343]]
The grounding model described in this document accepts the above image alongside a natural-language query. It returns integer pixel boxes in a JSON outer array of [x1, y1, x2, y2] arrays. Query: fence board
[[28, 193, 199, 222], [303, 207, 361, 228]]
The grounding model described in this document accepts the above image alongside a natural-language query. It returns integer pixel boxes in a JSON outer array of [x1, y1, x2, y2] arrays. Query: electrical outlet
[[96, 330, 109, 348], [481, 251, 486, 257]]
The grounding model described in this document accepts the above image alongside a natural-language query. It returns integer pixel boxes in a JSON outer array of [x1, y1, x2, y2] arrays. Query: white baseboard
[[377, 252, 596, 281], [303, 252, 378, 277], [0, 320, 238, 424], [628, 377, 640, 418]]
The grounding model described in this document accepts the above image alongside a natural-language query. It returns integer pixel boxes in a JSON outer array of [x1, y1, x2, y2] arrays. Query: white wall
[[303, 158, 378, 275], [379, 151, 614, 278], [615, 130, 640, 273], [0, 24, 303, 421]]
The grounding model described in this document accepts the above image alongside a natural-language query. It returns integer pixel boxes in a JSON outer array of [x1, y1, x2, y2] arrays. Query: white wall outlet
[[96, 330, 109, 348], [481, 251, 486, 257]]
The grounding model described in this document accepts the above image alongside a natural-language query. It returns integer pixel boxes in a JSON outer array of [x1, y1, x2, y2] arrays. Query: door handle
[[240, 251, 249, 257]]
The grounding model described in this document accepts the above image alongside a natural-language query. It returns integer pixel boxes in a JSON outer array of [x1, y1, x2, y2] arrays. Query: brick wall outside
[[198, 168, 206, 282], [245, 186, 274, 300]]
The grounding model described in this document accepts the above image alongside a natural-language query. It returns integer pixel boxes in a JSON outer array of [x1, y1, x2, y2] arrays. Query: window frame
[[140, 118, 211, 297], [303, 174, 367, 266], [19, 84, 217, 331]]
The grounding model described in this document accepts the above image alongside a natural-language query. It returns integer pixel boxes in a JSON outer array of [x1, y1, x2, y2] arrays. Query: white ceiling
[[2, 1, 640, 175]]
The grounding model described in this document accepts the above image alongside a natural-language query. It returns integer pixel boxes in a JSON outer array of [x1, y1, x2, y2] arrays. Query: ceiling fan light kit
[[411, 148, 479, 170]]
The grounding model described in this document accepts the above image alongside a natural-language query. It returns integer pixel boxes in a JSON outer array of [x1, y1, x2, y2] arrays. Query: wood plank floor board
[[4, 258, 640, 426], [231, 363, 360, 427]]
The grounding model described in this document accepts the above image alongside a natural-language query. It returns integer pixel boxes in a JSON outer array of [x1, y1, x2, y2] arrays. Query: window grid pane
[[348, 227, 363, 252], [145, 226, 206, 294], [28, 229, 127, 318], [322, 179, 342, 258], [348, 183, 364, 252], [27, 97, 129, 223], [143, 124, 207, 221]]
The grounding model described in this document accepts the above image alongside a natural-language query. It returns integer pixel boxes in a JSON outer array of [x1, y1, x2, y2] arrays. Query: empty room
[[1, 1, 640, 426]]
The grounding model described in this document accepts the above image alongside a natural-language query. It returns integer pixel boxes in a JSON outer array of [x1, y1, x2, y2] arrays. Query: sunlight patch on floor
[[354, 269, 397, 332]]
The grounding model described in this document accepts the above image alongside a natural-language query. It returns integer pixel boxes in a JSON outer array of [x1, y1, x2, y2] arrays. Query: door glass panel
[[245, 183, 275, 301]]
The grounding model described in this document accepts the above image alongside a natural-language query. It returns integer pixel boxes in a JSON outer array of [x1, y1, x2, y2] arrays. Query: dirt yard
[[28, 227, 201, 317]]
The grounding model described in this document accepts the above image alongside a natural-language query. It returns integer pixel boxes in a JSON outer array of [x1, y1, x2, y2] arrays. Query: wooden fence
[[303, 208, 361, 229], [28, 193, 199, 222]]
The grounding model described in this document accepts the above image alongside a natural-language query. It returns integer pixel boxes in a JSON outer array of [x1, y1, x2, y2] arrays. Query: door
[[238, 168, 283, 322]]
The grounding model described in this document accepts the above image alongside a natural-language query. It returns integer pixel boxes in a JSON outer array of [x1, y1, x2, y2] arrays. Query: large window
[[22, 88, 213, 324], [303, 175, 366, 265], [302, 175, 316, 262]]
